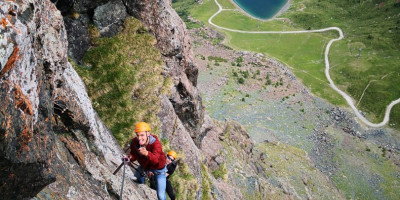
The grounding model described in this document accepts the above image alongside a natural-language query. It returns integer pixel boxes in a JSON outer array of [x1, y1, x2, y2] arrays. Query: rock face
[[158, 96, 204, 196], [0, 1, 64, 198], [124, 0, 257, 198], [0, 0, 155, 199]]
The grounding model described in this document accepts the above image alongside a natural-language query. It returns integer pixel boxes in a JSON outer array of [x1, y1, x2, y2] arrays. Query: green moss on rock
[[212, 162, 228, 181], [201, 163, 212, 200], [169, 161, 199, 200]]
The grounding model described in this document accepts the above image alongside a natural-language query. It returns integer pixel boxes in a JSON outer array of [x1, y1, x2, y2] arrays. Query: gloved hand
[[122, 155, 130, 162], [147, 171, 154, 177]]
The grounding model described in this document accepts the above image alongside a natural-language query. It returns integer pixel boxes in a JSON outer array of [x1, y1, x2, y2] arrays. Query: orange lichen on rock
[[0, 18, 8, 28], [5, 9, 21, 34], [18, 126, 32, 153], [51, 116, 56, 124], [1, 46, 21, 77], [3, 118, 11, 139], [13, 85, 33, 116], [60, 136, 87, 168]]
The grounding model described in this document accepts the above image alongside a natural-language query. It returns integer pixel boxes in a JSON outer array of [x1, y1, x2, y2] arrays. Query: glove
[[122, 155, 130, 162]]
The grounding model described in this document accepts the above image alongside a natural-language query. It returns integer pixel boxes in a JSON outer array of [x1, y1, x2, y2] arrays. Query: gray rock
[[64, 17, 90, 63], [215, 155, 224, 165], [72, 0, 109, 13], [51, 0, 74, 14], [219, 135, 225, 141], [158, 95, 204, 198], [1, 1, 67, 198], [302, 175, 308, 185], [93, 0, 127, 37]]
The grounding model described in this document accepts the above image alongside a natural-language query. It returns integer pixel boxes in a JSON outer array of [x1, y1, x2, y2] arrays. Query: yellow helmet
[[167, 150, 177, 159], [135, 122, 151, 133]]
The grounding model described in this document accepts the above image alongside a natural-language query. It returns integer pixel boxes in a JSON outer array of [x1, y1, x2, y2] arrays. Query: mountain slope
[[1, 0, 267, 199]]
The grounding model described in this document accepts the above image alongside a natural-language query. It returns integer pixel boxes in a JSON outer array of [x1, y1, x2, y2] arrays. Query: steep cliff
[[0, 1, 156, 199], [0, 1, 60, 198], [0, 0, 261, 199]]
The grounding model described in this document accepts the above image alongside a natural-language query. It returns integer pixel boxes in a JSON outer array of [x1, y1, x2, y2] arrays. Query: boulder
[[93, 0, 127, 37]]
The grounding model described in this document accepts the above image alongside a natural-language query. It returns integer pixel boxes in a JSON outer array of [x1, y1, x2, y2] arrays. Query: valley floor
[[209, 0, 400, 128], [190, 26, 400, 199]]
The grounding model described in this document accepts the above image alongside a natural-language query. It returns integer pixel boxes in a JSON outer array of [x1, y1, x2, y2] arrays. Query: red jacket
[[129, 134, 166, 170]]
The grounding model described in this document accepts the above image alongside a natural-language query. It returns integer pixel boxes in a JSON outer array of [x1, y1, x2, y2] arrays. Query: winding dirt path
[[209, 0, 400, 127]]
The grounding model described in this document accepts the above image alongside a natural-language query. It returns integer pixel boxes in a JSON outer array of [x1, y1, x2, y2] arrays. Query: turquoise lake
[[233, 0, 288, 19]]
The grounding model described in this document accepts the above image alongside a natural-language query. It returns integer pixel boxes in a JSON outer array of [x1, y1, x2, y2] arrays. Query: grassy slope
[[169, 161, 199, 199], [284, 0, 400, 126], [197, 59, 400, 199], [178, 0, 400, 128], [217, 0, 236, 9], [73, 18, 168, 145], [326, 126, 400, 200], [257, 142, 345, 199]]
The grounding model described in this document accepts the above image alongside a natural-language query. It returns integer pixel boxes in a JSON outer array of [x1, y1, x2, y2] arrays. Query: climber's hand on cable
[[122, 155, 130, 162]]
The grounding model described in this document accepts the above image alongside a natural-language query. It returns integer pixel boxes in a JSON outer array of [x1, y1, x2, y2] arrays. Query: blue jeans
[[135, 165, 167, 200]]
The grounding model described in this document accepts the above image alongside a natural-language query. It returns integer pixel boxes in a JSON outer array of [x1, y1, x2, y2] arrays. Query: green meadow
[[216, 0, 236, 9], [173, 0, 400, 128], [284, 0, 400, 127]]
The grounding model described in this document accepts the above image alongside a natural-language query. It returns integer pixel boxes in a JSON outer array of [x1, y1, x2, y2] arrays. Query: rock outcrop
[[124, 0, 204, 140], [0, 0, 154, 199]]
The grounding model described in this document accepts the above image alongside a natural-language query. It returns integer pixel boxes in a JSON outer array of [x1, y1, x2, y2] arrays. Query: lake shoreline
[[229, 0, 291, 21]]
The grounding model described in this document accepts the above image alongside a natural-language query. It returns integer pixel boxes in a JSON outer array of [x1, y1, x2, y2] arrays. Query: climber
[[150, 150, 178, 200], [123, 122, 167, 200]]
